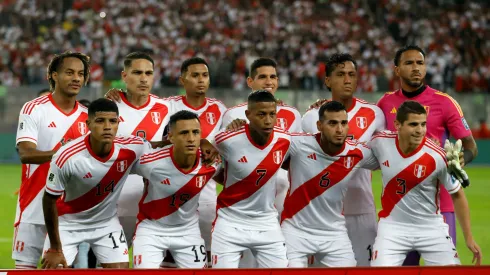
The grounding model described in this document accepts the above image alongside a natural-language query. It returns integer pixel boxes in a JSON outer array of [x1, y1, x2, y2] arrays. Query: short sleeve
[[16, 107, 39, 146], [301, 109, 319, 134], [438, 161, 461, 195], [359, 146, 380, 170], [45, 161, 67, 196], [443, 96, 472, 140]]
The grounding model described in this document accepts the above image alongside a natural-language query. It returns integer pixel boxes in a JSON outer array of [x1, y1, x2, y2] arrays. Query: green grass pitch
[[0, 164, 487, 268]]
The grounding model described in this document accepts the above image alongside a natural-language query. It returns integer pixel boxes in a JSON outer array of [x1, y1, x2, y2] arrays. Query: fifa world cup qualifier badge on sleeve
[[48, 172, 56, 186]]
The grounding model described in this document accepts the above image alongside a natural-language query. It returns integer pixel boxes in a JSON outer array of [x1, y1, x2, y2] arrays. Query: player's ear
[[121, 70, 127, 81], [179, 75, 185, 86], [394, 120, 401, 131], [246, 76, 254, 89], [324, 76, 330, 89], [245, 109, 251, 120], [316, 120, 322, 132], [394, 66, 400, 77]]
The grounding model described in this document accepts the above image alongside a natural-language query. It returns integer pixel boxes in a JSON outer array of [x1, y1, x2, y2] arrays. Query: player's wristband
[[47, 248, 63, 254], [463, 149, 474, 165]]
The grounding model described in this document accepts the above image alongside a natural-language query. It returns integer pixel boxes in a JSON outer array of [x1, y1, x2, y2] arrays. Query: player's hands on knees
[[226, 119, 247, 131], [105, 88, 123, 102], [200, 139, 219, 166], [309, 99, 329, 109], [41, 249, 68, 269], [466, 238, 482, 265]]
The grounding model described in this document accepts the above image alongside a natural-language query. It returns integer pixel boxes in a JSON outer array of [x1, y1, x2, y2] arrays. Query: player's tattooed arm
[[42, 192, 68, 268], [308, 99, 329, 109], [17, 141, 56, 164], [451, 188, 482, 265], [150, 140, 171, 148], [213, 169, 224, 185], [281, 157, 291, 170], [200, 139, 219, 166], [226, 119, 247, 131], [460, 135, 478, 167]]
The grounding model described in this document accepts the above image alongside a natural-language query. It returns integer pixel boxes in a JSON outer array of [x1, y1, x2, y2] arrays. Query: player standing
[[369, 100, 481, 266], [301, 53, 385, 266], [41, 98, 152, 268], [131, 111, 221, 268], [13, 52, 90, 269], [165, 58, 226, 264], [282, 101, 379, 267], [377, 45, 478, 265], [110, 52, 174, 246]]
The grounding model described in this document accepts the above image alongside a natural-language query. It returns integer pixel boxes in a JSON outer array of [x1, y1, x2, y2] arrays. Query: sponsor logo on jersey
[[48, 173, 55, 182]]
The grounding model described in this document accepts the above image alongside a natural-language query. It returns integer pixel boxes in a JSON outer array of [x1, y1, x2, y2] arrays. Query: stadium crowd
[[0, 0, 488, 93]]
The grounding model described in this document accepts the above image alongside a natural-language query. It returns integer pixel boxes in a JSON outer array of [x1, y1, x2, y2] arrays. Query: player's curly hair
[[325, 53, 357, 77], [46, 51, 91, 90]]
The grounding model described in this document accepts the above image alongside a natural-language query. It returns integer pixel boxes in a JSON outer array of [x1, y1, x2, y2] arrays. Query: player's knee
[[15, 260, 38, 269]]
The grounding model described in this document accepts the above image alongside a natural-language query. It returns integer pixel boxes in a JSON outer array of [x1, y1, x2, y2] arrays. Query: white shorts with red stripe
[[133, 230, 206, 268], [12, 222, 46, 267], [284, 230, 356, 267], [42, 222, 129, 266], [370, 220, 461, 266], [211, 222, 287, 268]]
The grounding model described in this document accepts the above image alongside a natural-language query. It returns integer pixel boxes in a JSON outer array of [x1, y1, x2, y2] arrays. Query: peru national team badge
[[117, 160, 128, 172], [344, 156, 354, 168], [196, 176, 206, 188], [273, 150, 283, 164], [78, 122, 87, 135], [151, 112, 161, 125], [414, 164, 426, 178], [356, 117, 367, 129], [276, 118, 288, 130], [205, 112, 216, 125]]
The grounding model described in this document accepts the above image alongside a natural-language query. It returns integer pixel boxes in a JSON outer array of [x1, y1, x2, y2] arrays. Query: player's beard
[[402, 76, 424, 89]]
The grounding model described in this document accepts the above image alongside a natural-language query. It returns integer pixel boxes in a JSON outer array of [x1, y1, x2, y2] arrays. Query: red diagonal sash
[[137, 166, 217, 221], [199, 104, 222, 139], [132, 103, 169, 140], [348, 107, 375, 139], [281, 149, 363, 222], [17, 112, 88, 225], [217, 138, 290, 209], [57, 148, 136, 216], [378, 153, 436, 218], [276, 109, 296, 131]]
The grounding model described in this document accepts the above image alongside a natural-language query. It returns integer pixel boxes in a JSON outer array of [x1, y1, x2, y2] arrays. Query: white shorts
[[43, 224, 129, 266], [284, 231, 356, 267], [117, 174, 144, 246], [345, 212, 377, 267], [12, 223, 47, 265], [133, 232, 206, 268], [211, 223, 287, 268], [371, 222, 461, 266], [198, 201, 216, 252]]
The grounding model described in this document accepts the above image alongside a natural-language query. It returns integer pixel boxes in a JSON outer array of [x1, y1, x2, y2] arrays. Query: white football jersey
[[301, 98, 386, 215], [166, 95, 227, 203], [212, 125, 291, 230], [15, 94, 89, 225], [116, 91, 173, 141], [132, 146, 221, 236], [369, 132, 461, 227], [221, 102, 302, 133], [45, 135, 151, 230], [281, 133, 379, 240]]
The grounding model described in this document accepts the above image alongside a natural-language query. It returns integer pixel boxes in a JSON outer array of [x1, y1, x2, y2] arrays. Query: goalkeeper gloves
[[444, 139, 470, 188]]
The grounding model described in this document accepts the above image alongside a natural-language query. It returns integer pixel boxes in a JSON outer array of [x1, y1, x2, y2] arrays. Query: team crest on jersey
[[356, 117, 367, 129], [344, 156, 354, 168], [19, 122, 24, 130], [117, 160, 128, 172], [151, 112, 161, 125], [414, 164, 426, 178], [196, 176, 206, 188], [273, 150, 283, 164], [276, 118, 288, 130], [78, 122, 87, 135], [205, 112, 216, 125]]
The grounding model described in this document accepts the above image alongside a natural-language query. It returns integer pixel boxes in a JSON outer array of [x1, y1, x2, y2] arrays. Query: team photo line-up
[[13, 45, 481, 269]]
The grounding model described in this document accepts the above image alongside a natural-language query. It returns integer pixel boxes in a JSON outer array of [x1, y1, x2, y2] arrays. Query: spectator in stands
[[472, 119, 490, 139]]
